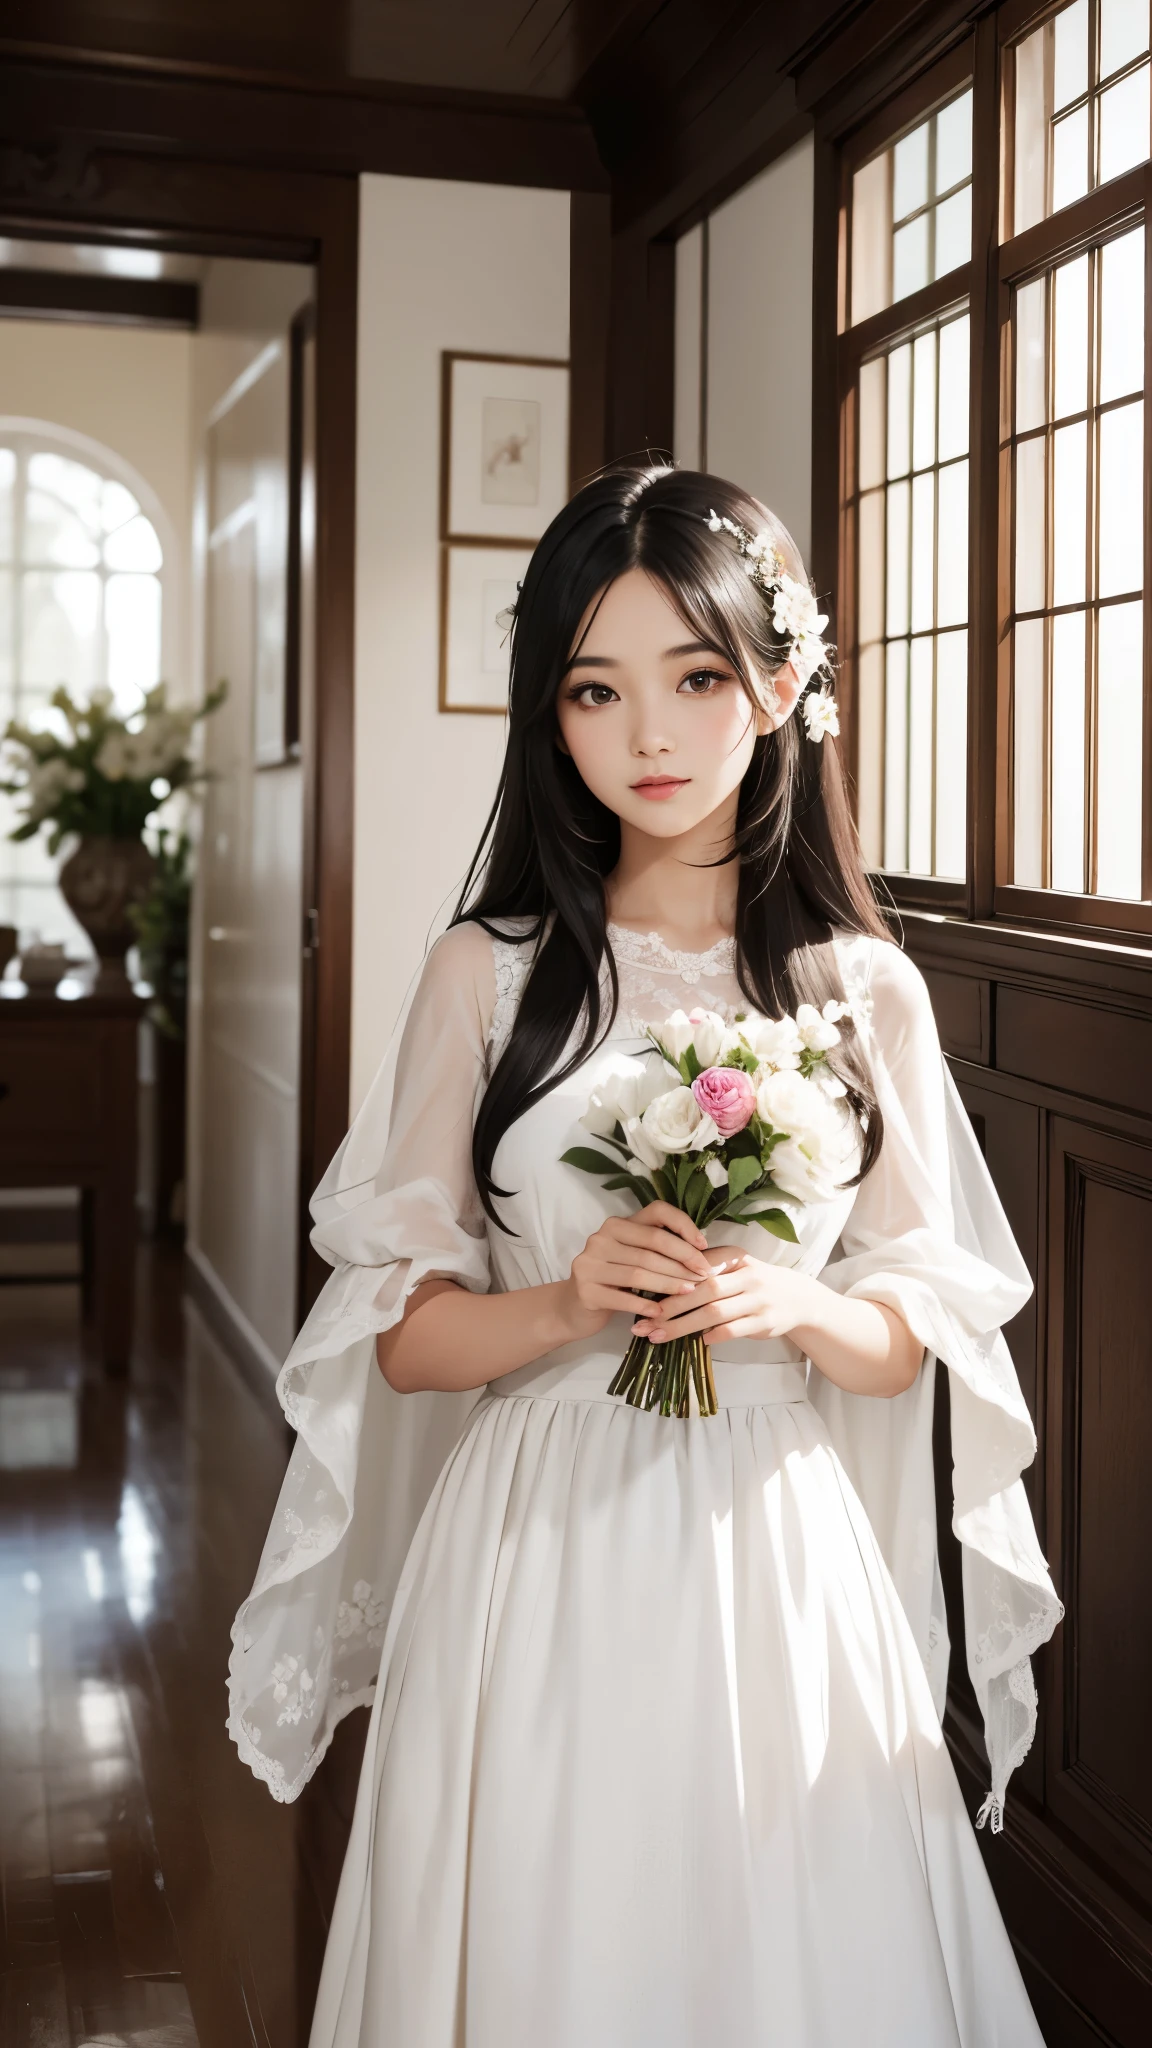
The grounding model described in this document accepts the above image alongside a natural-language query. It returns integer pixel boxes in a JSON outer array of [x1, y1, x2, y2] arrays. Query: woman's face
[[555, 567, 800, 842]]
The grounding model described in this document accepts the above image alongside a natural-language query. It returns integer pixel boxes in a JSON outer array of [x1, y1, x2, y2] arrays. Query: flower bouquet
[[562, 1001, 856, 1418]]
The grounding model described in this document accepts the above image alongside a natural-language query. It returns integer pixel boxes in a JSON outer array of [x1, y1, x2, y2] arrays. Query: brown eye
[[678, 668, 727, 695], [568, 682, 618, 707]]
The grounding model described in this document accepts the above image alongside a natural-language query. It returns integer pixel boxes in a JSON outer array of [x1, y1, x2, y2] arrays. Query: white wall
[[352, 173, 570, 1111], [676, 138, 815, 563]]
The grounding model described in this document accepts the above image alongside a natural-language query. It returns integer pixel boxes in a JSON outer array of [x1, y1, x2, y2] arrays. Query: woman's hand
[[630, 1245, 819, 1347], [630, 1244, 924, 1397], [559, 1202, 715, 1343]]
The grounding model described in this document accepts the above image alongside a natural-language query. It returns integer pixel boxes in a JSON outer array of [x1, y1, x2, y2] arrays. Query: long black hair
[[452, 463, 889, 1227]]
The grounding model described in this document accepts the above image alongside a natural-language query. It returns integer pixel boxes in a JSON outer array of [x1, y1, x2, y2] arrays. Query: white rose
[[756, 1068, 857, 1201], [654, 1009, 695, 1062], [747, 1013, 802, 1070], [95, 733, 130, 781], [795, 1002, 841, 1052], [686, 1008, 728, 1067], [622, 1113, 666, 1171], [581, 1056, 672, 1139], [704, 1158, 728, 1189], [639, 1085, 711, 1155]]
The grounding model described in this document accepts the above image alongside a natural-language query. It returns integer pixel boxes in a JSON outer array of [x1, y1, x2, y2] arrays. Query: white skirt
[[308, 1354, 1043, 2048]]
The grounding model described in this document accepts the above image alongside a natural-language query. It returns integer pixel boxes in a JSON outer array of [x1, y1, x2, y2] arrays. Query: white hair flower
[[800, 689, 841, 744], [704, 510, 835, 720]]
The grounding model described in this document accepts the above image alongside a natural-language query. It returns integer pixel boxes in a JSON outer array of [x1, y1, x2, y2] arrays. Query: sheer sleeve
[[810, 938, 1063, 1828], [228, 924, 496, 1803]]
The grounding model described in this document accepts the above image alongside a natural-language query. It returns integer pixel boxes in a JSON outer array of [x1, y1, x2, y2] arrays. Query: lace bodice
[[489, 919, 873, 1069]]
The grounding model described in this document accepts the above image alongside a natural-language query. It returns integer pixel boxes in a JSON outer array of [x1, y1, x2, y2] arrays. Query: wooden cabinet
[[0, 987, 145, 1372]]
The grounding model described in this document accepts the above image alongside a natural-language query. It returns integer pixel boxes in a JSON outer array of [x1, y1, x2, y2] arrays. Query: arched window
[[0, 427, 165, 948]]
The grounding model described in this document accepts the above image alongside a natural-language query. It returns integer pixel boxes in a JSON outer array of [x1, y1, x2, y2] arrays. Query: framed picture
[[439, 541, 531, 715], [441, 352, 569, 544]]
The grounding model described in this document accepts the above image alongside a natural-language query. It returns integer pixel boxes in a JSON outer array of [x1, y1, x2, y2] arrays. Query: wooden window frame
[[837, 40, 977, 917], [830, 2, 1152, 943]]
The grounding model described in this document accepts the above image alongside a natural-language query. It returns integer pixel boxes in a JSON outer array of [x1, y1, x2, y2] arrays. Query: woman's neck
[[605, 805, 739, 952]]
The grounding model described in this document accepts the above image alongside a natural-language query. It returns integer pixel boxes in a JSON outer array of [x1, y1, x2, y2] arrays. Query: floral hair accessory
[[705, 509, 839, 740]]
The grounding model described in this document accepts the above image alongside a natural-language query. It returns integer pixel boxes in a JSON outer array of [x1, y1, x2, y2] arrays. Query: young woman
[[230, 465, 1060, 2045]]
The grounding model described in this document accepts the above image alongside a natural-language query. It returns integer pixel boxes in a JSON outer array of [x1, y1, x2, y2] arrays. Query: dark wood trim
[[999, 168, 1147, 286], [840, 261, 971, 367], [0, 265, 198, 326], [569, 191, 611, 489], [969, 11, 1001, 922], [605, 227, 676, 466], [0, 50, 608, 194]]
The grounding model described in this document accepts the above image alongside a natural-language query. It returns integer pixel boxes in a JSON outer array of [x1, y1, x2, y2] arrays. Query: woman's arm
[[378, 1200, 715, 1394], [629, 1254, 924, 1399]]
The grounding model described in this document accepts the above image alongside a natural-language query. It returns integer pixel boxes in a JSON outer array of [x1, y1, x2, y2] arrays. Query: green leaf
[[727, 1155, 762, 1202], [604, 1173, 657, 1205], [725, 1128, 760, 1160], [683, 1044, 703, 1082], [675, 1153, 695, 1204], [684, 1169, 710, 1221], [747, 1208, 799, 1242], [651, 1166, 676, 1206], [560, 1147, 624, 1177]]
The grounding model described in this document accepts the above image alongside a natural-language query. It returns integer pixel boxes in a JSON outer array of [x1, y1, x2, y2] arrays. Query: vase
[[58, 836, 156, 992]]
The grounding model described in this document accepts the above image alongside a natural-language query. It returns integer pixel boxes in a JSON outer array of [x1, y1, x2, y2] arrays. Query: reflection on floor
[[0, 1250, 357, 2048]]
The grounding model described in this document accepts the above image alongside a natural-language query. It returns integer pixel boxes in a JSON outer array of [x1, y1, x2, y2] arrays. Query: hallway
[[0, 1253, 328, 2048]]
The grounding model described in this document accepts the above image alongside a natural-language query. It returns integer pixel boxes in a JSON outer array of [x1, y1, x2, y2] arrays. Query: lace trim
[[605, 921, 737, 980], [489, 937, 533, 1067]]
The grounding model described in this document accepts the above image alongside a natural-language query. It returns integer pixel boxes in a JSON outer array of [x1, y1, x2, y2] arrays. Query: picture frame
[[439, 540, 531, 715], [440, 351, 569, 545]]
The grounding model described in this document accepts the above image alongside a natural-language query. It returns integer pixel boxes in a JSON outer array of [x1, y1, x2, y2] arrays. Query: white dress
[[228, 921, 1062, 2047]]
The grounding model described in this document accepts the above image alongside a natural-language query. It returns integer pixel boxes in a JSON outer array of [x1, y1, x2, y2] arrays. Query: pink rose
[[690, 1065, 755, 1137]]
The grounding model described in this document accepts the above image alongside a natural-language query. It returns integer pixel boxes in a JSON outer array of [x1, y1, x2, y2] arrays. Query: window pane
[[101, 479, 140, 535], [1015, 25, 1048, 234], [1096, 599, 1143, 894], [858, 356, 887, 489], [1052, 105, 1091, 211], [106, 574, 161, 701], [1016, 280, 1048, 433], [893, 121, 929, 218], [936, 90, 973, 190], [1051, 609, 1087, 891], [907, 637, 934, 873], [886, 481, 911, 635], [23, 491, 100, 570], [1015, 436, 1048, 613], [934, 190, 971, 276], [0, 447, 14, 562], [1053, 255, 1090, 419], [1100, 227, 1145, 401], [1101, 0, 1149, 77], [887, 344, 912, 477], [884, 640, 909, 868], [858, 490, 885, 644], [1053, 420, 1088, 604], [936, 460, 969, 627], [911, 472, 935, 632], [1054, 0, 1090, 110], [103, 513, 162, 574], [893, 214, 929, 301], [935, 629, 967, 877], [856, 645, 885, 868], [1099, 400, 1144, 596], [22, 570, 101, 689], [1013, 618, 1046, 885], [1098, 63, 1151, 184], [852, 154, 891, 324], [27, 453, 105, 532], [937, 314, 970, 460], [912, 329, 937, 469]]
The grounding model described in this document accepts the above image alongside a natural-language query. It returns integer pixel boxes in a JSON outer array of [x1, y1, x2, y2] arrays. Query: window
[[0, 432, 164, 945], [1010, 0, 1150, 233], [1008, 228, 1145, 898], [840, 70, 974, 890], [832, 4, 1152, 933]]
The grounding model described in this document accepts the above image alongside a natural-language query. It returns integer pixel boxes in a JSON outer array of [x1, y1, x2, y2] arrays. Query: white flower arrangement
[[563, 997, 860, 1417]]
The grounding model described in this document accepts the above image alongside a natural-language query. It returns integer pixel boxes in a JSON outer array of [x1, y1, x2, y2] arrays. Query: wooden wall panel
[[904, 916, 1152, 2045]]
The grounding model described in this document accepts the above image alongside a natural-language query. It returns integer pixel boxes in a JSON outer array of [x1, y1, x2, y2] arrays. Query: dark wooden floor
[[0, 1248, 352, 2048]]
